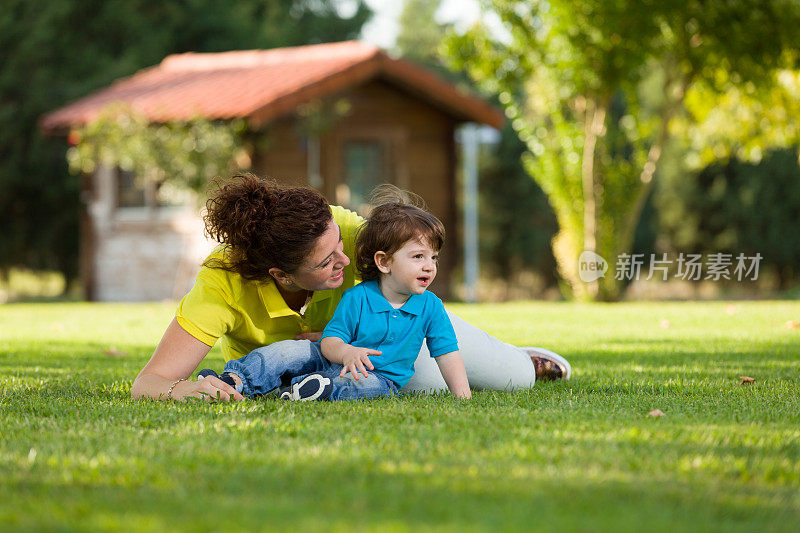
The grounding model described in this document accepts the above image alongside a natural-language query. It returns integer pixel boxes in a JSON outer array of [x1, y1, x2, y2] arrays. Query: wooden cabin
[[41, 41, 503, 301]]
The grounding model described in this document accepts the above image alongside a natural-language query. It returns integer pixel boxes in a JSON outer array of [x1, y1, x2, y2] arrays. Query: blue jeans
[[223, 340, 399, 401]]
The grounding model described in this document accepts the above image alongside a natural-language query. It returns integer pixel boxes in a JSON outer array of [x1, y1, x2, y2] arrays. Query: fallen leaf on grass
[[647, 409, 665, 418], [785, 320, 799, 329], [103, 348, 128, 357], [740, 376, 756, 385]]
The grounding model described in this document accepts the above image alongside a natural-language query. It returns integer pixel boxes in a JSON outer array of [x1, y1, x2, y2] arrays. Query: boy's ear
[[374, 251, 392, 274]]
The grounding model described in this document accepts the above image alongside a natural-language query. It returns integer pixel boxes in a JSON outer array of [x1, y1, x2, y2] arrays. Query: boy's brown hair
[[355, 185, 445, 281]]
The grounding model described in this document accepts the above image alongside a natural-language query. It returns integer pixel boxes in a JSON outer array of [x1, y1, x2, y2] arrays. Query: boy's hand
[[340, 346, 381, 380], [434, 351, 471, 399]]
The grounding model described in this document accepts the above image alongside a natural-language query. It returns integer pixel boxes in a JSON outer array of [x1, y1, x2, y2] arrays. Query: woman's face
[[288, 219, 350, 291]]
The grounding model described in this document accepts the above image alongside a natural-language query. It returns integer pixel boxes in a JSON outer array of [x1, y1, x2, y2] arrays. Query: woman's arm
[[435, 351, 471, 399], [295, 331, 324, 341], [131, 318, 244, 402]]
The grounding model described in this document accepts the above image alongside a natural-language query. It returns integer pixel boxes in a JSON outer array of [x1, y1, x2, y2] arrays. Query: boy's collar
[[362, 280, 424, 315]]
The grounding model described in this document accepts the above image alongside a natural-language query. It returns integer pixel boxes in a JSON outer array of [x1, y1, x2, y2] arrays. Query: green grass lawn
[[1, 301, 799, 532]]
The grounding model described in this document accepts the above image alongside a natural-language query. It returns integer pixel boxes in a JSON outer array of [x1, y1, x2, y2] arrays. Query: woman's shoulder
[[330, 205, 364, 230], [330, 205, 364, 270], [329, 204, 362, 220], [195, 246, 251, 298]]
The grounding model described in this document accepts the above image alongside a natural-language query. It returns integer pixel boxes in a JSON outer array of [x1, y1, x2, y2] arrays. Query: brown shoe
[[532, 357, 564, 380], [520, 347, 572, 381]]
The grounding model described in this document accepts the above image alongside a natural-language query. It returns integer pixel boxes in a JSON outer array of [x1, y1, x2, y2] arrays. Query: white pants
[[401, 312, 536, 393]]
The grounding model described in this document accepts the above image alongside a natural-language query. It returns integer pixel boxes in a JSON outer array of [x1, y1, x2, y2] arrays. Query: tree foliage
[[444, 0, 800, 300], [656, 147, 800, 288], [679, 70, 800, 168], [67, 105, 248, 197], [478, 125, 558, 287], [395, 0, 461, 84], [0, 0, 372, 284], [395, 0, 558, 293], [396, 0, 446, 67]]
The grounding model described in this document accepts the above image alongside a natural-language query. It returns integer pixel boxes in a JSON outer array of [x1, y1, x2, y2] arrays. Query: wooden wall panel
[[249, 79, 461, 298]]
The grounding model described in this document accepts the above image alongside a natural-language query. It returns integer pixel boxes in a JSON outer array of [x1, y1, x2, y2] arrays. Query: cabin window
[[342, 140, 386, 214], [116, 169, 147, 208], [115, 169, 189, 210]]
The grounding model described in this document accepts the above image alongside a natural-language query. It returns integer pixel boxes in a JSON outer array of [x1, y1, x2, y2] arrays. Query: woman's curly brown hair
[[202, 173, 332, 281], [355, 185, 445, 281]]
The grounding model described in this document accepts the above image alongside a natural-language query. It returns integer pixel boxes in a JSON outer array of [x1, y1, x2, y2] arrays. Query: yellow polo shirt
[[176, 205, 363, 361]]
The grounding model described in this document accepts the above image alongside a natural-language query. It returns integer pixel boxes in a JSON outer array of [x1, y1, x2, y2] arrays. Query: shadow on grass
[[2, 453, 798, 532]]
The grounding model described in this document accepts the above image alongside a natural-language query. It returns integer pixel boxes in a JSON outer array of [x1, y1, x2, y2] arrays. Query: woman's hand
[[170, 376, 244, 402], [294, 331, 324, 342], [339, 345, 381, 380], [132, 318, 245, 401]]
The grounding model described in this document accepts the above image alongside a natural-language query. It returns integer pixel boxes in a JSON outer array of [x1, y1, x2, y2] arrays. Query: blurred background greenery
[[2, 0, 799, 302], [0, 0, 371, 301]]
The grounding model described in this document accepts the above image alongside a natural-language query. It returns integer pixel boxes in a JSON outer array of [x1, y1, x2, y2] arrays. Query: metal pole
[[307, 135, 322, 189], [462, 123, 479, 303]]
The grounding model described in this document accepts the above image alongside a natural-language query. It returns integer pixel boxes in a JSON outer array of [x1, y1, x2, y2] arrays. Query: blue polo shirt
[[321, 280, 459, 387]]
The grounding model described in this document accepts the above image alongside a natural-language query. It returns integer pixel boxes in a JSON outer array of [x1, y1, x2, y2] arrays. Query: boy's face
[[379, 238, 438, 297]]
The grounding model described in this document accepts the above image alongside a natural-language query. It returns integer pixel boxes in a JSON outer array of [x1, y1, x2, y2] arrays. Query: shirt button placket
[[388, 311, 399, 342]]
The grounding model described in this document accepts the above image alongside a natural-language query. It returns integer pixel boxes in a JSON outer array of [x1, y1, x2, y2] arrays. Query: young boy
[[198, 189, 471, 401]]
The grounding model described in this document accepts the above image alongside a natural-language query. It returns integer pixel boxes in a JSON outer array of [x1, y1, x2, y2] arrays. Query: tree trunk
[[581, 100, 607, 299], [619, 76, 688, 265]]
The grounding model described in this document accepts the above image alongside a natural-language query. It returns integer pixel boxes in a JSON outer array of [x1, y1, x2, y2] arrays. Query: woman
[[131, 174, 570, 402]]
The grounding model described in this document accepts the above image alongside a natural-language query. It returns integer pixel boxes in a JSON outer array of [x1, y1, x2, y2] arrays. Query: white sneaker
[[290, 374, 333, 401]]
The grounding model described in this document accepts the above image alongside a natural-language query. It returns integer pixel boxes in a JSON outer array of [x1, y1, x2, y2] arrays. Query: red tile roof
[[41, 41, 504, 134]]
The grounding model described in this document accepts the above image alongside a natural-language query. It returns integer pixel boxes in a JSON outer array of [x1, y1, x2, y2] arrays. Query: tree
[[655, 147, 800, 289], [477, 124, 558, 291], [679, 70, 800, 168], [396, 0, 558, 295], [444, 0, 800, 300], [396, 0, 445, 68], [66, 105, 248, 199], [394, 0, 462, 85], [0, 0, 372, 288]]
